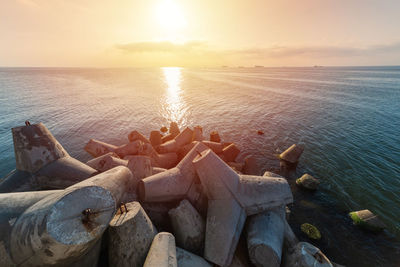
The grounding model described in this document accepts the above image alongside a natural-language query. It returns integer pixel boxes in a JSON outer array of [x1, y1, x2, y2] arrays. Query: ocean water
[[0, 66, 399, 266]]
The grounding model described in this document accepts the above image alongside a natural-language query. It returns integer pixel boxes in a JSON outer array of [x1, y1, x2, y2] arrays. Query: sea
[[0, 66, 399, 266]]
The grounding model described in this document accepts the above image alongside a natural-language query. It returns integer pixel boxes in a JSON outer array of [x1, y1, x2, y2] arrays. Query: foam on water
[[0, 66, 399, 266]]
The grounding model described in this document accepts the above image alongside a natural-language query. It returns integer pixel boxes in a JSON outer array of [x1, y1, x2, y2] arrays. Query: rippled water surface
[[0, 66, 399, 266]]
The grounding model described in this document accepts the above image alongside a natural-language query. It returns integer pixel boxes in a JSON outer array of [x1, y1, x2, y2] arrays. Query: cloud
[[116, 41, 207, 54], [116, 41, 400, 59]]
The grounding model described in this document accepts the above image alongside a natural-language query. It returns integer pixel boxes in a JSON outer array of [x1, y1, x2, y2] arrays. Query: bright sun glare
[[156, 0, 187, 32]]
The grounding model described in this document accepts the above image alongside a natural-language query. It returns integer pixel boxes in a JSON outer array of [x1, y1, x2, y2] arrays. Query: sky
[[1, 0, 400, 67]]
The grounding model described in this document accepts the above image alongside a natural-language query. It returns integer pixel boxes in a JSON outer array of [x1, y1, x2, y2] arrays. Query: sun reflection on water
[[162, 67, 187, 124]]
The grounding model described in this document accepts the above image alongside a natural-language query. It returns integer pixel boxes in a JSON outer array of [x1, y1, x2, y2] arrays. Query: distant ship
[[313, 65, 323, 68], [254, 65, 264, 68]]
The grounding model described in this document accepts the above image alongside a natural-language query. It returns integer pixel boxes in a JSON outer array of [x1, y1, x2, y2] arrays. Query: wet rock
[[279, 144, 304, 164], [349, 209, 386, 232], [283, 242, 333, 267], [210, 131, 221, 143], [168, 199, 205, 254], [108, 202, 157, 267], [176, 247, 212, 267], [301, 223, 321, 240], [296, 174, 320, 190], [143, 232, 177, 267]]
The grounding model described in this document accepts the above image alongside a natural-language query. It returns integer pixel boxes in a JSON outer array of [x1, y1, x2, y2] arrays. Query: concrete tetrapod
[[86, 152, 123, 172], [168, 199, 205, 254], [247, 210, 285, 267], [143, 232, 177, 267], [8, 166, 132, 266], [192, 126, 204, 141], [108, 201, 157, 267], [138, 142, 209, 202], [176, 247, 212, 267], [128, 130, 150, 144], [279, 144, 304, 164], [193, 149, 293, 266], [139, 143, 178, 169], [0, 123, 97, 193], [158, 127, 194, 153], [84, 139, 118, 158], [0, 190, 61, 262]]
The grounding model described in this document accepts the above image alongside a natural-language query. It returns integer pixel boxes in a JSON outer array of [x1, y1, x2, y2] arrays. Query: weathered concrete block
[[161, 133, 175, 143], [150, 130, 162, 147], [169, 122, 180, 137], [228, 162, 244, 172], [193, 150, 246, 266], [202, 140, 224, 154], [282, 242, 333, 267], [70, 238, 102, 267], [177, 141, 197, 160], [158, 139, 179, 154], [236, 175, 293, 216], [127, 156, 152, 181], [209, 131, 221, 143], [152, 167, 167, 174], [247, 210, 285, 267], [86, 153, 127, 172], [192, 126, 204, 141], [115, 140, 143, 158], [263, 171, 283, 178], [108, 201, 157, 267], [12, 122, 69, 173], [138, 142, 209, 202], [143, 232, 177, 267], [141, 201, 178, 229], [243, 155, 260, 175], [176, 247, 212, 267], [279, 144, 304, 164], [140, 143, 178, 169], [8, 166, 132, 266], [84, 138, 118, 158], [159, 127, 193, 154], [128, 130, 150, 144], [0, 190, 61, 255], [222, 143, 240, 162], [168, 199, 205, 254]]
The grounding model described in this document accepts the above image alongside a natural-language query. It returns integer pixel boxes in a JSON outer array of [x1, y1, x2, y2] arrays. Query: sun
[[155, 0, 187, 32]]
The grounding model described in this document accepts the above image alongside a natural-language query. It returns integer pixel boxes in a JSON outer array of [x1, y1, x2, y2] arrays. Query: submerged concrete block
[[128, 130, 150, 144], [192, 126, 204, 141], [8, 166, 132, 266], [176, 247, 212, 267], [209, 131, 221, 143], [84, 139, 118, 158], [115, 140, 143, 158], [108, 201, 157, 267], [86, 153, 127, 172], [247, 210, 285, 267], [279, 144, 304, 164], [143, 232, 177, 267], [168, 199, 205, 254], [139, 142, 209, 202], [349, 209, 386, 231], [223, 143, 240, 162], [150, 131, 162, 147]]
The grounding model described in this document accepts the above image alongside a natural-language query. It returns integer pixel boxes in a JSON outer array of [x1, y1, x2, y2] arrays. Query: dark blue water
[[0, 66, 399, 266]]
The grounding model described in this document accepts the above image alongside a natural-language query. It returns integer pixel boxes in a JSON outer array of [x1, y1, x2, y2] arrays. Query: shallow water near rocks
[[0, 66, 399, 266]]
